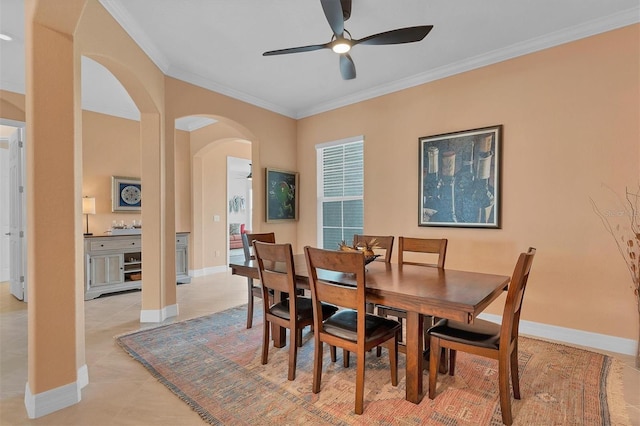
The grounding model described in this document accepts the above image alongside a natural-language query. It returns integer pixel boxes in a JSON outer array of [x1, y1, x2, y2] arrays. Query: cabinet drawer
[[176, 235, 188, 246], [90, 239, 141, 251]]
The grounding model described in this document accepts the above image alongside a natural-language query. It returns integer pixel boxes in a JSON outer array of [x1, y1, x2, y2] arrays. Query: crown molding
[[99, 0, 171, 73], [165, 65, 298, 119], [13, 4, 640, 121], [174, 116, 217, 132], [296, 6, 640, 118]]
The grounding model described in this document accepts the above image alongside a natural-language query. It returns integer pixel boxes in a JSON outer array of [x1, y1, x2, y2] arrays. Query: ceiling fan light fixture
[[332, 40, 351, 54], [262, 0, 432, 80]]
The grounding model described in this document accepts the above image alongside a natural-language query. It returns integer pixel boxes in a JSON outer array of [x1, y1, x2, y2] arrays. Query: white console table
[[84, 232, 190, 300]]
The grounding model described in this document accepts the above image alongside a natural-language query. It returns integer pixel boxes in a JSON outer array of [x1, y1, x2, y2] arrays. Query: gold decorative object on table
[[338, 238, 381, 265]]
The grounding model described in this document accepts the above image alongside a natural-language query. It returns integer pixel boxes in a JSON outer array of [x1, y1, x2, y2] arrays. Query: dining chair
[[427, 247, 536, 426], [376, 237, 448, 354], [304, 246, 401, 415], [352, 234, 394, 263], [254, 241, 338, 381], [242, 232, 276, 329], [397, 236, 448, 267]]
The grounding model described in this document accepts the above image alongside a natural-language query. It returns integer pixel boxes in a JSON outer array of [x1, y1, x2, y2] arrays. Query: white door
[[0, 144, 8, 281], [9, 128, 25, 300]]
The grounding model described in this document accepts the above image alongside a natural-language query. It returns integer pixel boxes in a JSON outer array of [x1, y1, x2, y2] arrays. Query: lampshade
[[82, 197, 96, 215]]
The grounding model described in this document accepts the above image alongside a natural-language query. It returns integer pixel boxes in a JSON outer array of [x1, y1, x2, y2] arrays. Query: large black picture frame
[[419, 125, 502, 228]]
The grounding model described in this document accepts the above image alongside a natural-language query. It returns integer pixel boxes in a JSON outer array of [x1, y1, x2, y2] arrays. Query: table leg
[[405, 311, 424, 403]]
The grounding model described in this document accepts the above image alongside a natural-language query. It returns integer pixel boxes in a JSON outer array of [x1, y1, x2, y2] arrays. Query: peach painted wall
[[188, 122, 252, 271], [165, 77, 298, 270], [83, 113, 194, 264], [199, 139, 251, 269], [82, 111, 141, 234], [296, 25, 640, 341], [0, 90, 26, 122], [174, 128, 191, 233]]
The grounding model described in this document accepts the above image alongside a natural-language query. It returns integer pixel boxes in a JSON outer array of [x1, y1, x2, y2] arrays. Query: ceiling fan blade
[[354, 25, 433, 46], [339, 54, 356, 80], [263, 43, 329, 56], [341, 0, 352, 21], [321, 0, 344, 37]]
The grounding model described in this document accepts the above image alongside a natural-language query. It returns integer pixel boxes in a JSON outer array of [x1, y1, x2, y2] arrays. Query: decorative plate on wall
[[112, 176, 141, 212]]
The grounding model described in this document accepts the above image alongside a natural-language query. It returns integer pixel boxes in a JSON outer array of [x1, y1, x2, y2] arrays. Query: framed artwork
[[265, 168, 299, 222], [419, 125, 502, 228], [112, 176, 142, 212]]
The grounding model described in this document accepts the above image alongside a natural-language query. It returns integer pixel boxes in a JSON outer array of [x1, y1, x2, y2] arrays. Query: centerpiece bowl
[[338, 238, 382, 266], [364, 254, 381, 265]]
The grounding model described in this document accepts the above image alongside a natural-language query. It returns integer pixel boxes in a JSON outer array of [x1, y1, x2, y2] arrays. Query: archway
[[173, 115, 254, 275]]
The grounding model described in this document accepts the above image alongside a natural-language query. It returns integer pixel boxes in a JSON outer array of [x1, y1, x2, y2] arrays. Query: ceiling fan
[[262, 0, 433, 80]]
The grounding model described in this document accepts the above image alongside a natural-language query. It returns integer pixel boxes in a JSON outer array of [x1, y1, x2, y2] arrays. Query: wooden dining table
[[229, 254, 510, 404]]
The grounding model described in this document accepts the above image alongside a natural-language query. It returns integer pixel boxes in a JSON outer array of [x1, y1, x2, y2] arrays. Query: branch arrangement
[[591, 184, 640, 366]]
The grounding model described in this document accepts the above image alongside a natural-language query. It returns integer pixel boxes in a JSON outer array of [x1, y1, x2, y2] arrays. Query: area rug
[[116, 305, 630, 425]]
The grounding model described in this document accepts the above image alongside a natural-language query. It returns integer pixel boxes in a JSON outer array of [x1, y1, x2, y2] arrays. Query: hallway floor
[[1, 273, 639, 425]]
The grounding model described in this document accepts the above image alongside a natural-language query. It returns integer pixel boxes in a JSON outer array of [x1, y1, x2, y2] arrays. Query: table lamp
[[82, 197, 96, 236]]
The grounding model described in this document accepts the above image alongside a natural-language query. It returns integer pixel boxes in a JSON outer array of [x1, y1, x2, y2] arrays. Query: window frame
[[316, 136, 364, 249]]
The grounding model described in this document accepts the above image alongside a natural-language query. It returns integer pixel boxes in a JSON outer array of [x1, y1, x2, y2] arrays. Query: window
[[317, 137, 364, 250]]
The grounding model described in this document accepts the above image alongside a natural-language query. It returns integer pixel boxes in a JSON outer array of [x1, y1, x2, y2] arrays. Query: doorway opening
[[0, 120, 27, 301], [227, 157, 252, 260]]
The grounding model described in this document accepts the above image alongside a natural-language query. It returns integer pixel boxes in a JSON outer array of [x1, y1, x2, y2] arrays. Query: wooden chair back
[[501, 247, 536, 348], [427, 247, 536, 425], [253, 241, 296, 303], [398, 237, 447, 268], [352, 234, 394, 263], [242, 232, 276, 261], [304, 245, 399, 414], [304, 246, 365, 316]]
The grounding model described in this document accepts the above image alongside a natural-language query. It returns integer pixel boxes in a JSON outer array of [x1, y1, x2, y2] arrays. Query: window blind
[[317, 140, 364, 249]]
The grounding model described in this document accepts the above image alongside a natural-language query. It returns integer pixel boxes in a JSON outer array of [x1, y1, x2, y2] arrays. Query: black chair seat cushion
[[428, 318, 501, 350], [270, 296, 338, 322], [323, 310, 401, 342]]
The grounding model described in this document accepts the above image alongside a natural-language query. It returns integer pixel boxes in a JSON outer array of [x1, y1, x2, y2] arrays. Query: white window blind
[[317, 139, 364, 250]]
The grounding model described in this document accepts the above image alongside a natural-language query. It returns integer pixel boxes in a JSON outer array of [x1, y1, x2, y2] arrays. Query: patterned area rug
[[116, 305, 630, 425]]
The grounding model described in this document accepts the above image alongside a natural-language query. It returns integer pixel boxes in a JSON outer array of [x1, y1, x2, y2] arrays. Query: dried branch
[[590, 184, 640, 312]]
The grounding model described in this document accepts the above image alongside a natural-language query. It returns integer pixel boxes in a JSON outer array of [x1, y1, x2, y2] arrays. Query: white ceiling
[[1, 0, 638, 124]]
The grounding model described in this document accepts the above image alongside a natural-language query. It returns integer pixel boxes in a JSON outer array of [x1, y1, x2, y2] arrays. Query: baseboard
[[24, 377, 81, 419], [77, 364, 89, 389], [478, 313, 637, 356], [190, 265, 227, 277], [140, 303, 179, 323]]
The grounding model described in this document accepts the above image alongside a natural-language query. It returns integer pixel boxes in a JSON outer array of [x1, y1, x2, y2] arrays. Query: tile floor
[[1, 272, 639, 425]]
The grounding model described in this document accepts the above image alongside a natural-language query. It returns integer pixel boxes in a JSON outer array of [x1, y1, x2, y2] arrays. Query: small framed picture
[[419, 125, 502, 228], [112, 176, 141, 212], [265, 168, 299, 222]]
